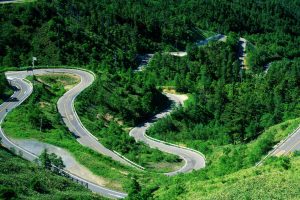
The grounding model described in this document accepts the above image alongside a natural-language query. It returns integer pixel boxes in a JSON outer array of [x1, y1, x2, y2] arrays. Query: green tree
[[126, 176, 142, 200], [39, 149, 65, 171]]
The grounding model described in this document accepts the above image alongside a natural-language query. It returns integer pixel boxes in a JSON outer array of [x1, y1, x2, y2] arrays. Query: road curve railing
[[256, 125, 300, 166]]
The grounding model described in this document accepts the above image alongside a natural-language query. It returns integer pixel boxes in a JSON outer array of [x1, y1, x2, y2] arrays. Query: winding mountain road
[[0, 68, 206, 198]]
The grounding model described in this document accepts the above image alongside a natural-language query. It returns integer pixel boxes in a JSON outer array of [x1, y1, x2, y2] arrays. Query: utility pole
[[32, 57, 37, 86], [32, 57, 37, 75], [40, 116, 43, 132]]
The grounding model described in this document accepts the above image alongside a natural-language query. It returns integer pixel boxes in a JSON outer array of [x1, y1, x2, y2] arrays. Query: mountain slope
[[152, 155, 300, 200]]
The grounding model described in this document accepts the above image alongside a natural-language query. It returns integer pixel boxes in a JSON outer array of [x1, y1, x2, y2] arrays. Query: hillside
[[152, 154, 300, 200], [125, 119, 300, 199]]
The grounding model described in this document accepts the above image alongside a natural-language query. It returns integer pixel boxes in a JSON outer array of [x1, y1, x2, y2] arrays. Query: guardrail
[[256, 124, 300, 166], [144, 132, 206, 162], [113, 150, 145, 170], [0, 134, 127, 199]]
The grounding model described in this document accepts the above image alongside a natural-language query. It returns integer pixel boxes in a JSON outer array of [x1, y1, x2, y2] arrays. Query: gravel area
[[12, 139, 108, 186]]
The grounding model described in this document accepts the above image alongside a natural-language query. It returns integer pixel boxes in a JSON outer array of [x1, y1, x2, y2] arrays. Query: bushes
[[265, 156, 291, 170], [39, 149, 65, 170]]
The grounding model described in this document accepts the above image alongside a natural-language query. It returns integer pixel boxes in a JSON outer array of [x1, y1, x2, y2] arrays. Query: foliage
[[146, 42, 300, 178], [146, 155, 300, 200], [39, 149, 65, 170], [1, 0, 300, 199], [0, 147, 104, 200], [0, 72, 12, 103], [76, 69, 183, 172]]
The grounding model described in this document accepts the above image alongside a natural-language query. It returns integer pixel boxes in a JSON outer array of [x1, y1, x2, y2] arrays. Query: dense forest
[[147, 43, 300, 142], [75, 69, 182, 170], [1, 0, 300, 69]]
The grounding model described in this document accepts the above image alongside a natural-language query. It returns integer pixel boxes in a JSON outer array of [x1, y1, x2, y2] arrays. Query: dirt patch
[[36, 73, 81, 91], [104, 113, 114, 121], [147, 160, 184, 173], [161, 86, 176, 94], [161, 87, 189, 102]]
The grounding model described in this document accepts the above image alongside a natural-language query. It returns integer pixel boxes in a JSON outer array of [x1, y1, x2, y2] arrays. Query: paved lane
[[271, 127, 300, 157]]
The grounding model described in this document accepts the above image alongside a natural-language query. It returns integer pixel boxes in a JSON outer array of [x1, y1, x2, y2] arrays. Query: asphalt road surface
[[130, 93, 206, 176], [196, 34, 227, 46], [136, 34, 227, 72]]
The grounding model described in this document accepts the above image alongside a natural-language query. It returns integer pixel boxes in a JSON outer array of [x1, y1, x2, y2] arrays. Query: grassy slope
[[206, 117, 300, 173], [0, 146, 104, 200], [148, 87, 300, 178], [154, 155, 300, 200]]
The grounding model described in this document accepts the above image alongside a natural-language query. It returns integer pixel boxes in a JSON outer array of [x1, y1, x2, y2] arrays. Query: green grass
[[0, 146, 105, 200], [36, 73, 80, 89], [0, 89, 13, 104], [153, 154, 300, 200], [0, 73, 13, 104]]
